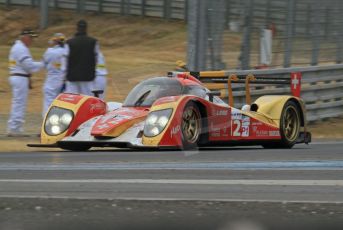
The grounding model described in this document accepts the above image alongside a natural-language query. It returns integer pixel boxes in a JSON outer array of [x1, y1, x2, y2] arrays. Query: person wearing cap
[[42, 33, 67, 117], [7, 28, 44, 137], [92, 51, 108, 100], [65, 19, 101, 96]]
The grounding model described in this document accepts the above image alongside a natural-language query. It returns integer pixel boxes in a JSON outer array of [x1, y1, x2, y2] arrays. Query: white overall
[[8, 40, 43, 134], [93, 52, 108, 100], [42, 45, 67, 117]]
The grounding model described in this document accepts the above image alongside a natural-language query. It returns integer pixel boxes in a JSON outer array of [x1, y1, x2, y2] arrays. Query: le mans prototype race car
[[29, 71, 311, 151]]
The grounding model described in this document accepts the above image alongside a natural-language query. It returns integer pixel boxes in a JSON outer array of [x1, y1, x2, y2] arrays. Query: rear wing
[[168, 71, 302, 107]]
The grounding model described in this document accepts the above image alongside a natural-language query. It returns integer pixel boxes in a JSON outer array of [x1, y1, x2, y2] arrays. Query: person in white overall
[[7, 28, 44, 137], [42, 33, 67, 117], [93, 51, 108, 100]]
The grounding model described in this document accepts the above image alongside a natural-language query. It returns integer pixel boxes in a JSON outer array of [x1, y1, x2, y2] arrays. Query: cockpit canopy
[[123, 77, 208, 107]]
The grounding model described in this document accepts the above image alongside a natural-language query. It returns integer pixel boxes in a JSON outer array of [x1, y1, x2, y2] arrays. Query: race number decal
[[231, 115, 250, 137]]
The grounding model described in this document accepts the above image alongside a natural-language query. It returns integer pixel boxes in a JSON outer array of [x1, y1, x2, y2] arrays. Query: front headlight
[[144, 109, 173, 137], [44, 106, 74, 136]]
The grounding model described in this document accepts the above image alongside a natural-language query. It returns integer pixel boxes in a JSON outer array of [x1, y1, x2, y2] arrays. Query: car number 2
[[231, 119, 249, 137]]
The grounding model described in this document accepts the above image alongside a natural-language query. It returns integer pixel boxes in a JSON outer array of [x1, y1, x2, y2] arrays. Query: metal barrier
[[172, 64, 343, 122]]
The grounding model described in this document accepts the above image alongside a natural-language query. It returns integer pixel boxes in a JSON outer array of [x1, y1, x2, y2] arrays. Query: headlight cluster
[[44, 106, 74, 136], [144, 109, 173, 137]]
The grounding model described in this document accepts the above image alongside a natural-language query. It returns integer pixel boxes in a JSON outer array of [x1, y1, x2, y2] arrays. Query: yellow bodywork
[[40, 96, 91, 144], [142, 97, 182, 146], [100, 116, 146, 137], [251, 95, 305, 127]]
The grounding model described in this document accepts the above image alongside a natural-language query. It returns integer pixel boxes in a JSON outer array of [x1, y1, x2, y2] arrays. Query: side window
[[183, 85, 207, 98]]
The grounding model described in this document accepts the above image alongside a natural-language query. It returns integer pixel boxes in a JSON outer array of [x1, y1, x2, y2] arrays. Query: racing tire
[[181, 102, 202, 150], [59, 143, 91, 151], [262, 100, 301, 149]]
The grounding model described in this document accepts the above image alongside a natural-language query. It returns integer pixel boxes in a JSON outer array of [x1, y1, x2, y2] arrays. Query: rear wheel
[[181, 102, 202, 149], [263, 101, 301, 149]]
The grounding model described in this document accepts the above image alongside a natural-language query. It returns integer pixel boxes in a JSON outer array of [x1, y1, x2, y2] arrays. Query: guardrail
[[172, 64, 343, 122]]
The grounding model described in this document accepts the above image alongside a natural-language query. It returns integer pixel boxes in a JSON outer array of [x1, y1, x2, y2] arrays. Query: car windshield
[[123, 77, 183, 107]]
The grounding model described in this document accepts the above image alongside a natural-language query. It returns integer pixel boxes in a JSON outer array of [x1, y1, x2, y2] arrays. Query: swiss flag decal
[[290, 72, 301, 97]]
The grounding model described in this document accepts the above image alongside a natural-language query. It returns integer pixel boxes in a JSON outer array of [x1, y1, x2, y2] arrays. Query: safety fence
[[0, 0, 187, 19], [187, 0, 343, 71], [173, 64, 343, 122]]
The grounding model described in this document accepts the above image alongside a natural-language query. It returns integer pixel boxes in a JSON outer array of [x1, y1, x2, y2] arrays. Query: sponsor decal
[[96, 124, 109, 129], [57, 94, 83, 104], [255, 130, 268, 136], [210, 122, 221, 137], [90, 102, 106, 113], [251, 121, 263, 126], [215, 109, 228, 116], [170, 125, 181, 137], [231, 108, 242, 120], [269, 130, 280, 136]]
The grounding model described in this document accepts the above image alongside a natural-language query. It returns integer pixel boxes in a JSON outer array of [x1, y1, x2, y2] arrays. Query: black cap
[[21, 28, 38, 37], [77, 19, 87, 28]]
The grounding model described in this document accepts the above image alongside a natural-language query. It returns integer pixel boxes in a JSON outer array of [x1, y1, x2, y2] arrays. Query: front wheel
[[181, 102, 202, 149]]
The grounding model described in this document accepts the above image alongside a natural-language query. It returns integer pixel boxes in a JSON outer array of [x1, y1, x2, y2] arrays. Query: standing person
[[65, 19, 100, 96], [42, 33, 67, 117], [7, 28, 43, 137], [93, 51, 108, 100]]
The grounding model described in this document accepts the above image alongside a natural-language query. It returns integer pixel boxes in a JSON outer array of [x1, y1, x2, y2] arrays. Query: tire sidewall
[[279, 101, 300, 147], [181, 102, 201, 149]]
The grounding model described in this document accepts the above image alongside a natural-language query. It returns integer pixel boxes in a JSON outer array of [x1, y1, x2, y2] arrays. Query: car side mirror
[[92, 90, 104, 98], [207, 91, 221, 102]]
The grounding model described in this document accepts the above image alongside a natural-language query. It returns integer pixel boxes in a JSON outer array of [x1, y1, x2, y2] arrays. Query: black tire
[[181, 102, 202, 149], [263, 100, 301, 149]]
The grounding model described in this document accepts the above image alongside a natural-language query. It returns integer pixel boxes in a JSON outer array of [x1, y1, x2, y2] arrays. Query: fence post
[[5, 0, 11, 7], [265, 0, 271, 27], [187, 0, 208, 71], [31, 0, 36, 7], [141, 0, 146, 17], [225, 0, 231, 26], [164, 0, 171, 20], [325, 6, 330, 39], [283, 0, 295, 68], [336, 1, 343, 64], [40, 0, 49, 29], [98, 0, 103, 13], [54, 0, 59, 9], [240, 0, 254, 70], [77, 0, 85, 13], [121, 0, 125, 15], [305, 3, 311, 37], [207, 0, 226, 70], [184, 0, 188, 22], [311, 3, 321, 66]]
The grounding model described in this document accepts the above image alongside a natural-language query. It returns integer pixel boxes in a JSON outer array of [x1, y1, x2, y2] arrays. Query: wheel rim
[[282, 106, 299, 141], [182, 106, 200, 144]]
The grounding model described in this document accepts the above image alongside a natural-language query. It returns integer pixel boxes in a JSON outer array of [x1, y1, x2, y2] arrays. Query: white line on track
[[0, 194, 342, 204], [1, 160, 343, 170], [1, 179, 343, 186]]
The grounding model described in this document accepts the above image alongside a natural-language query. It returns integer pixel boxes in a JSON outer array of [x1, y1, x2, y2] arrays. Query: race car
[[28, 71, 311, 151]]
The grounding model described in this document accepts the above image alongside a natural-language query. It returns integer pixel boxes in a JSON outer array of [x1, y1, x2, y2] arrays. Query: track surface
[[1, 142, 343, 229]]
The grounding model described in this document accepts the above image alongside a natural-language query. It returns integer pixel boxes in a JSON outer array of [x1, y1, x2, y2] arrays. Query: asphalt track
[[1, 141, 343, 229]]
